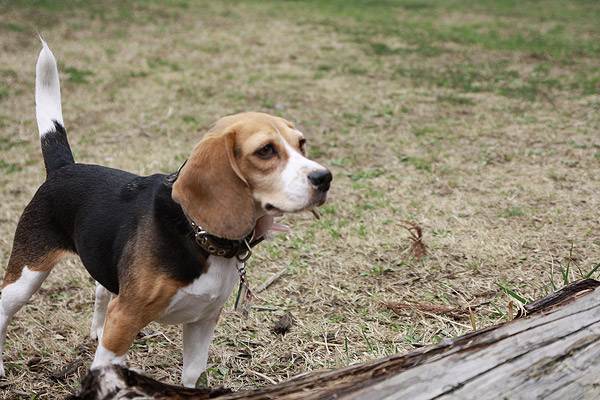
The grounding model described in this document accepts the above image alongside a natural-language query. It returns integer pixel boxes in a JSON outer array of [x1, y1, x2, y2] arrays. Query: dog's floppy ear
[[172, 130, 255, 240]]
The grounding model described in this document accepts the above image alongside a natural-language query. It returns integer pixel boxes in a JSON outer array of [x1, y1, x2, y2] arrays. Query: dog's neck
[[166, 171, 271, 261]]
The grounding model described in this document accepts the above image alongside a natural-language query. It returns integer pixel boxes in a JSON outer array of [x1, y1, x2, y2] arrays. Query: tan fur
[[173, 130, 255, 240], [231, 114, 305, 211], [99, 218, 187, 356], [3, 249, 68, 288], [102, 267, 182, 356], [172, 112, 305, 239]]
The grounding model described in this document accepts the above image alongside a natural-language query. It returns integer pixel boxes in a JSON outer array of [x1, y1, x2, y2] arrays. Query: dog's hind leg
[[0, 269, 52, 376], [0, 200, 72, 376], [0, 251, 66, 376], [90, 283, 113, 341]]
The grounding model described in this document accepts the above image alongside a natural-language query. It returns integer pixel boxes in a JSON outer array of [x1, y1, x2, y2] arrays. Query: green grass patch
[[370, 42, 404, 56], [64, 67, 94, 84], [0, 137, 27, 151], [0, 160, 22, 174], [495, 281, 533, 304], [394, 60, 576, 101], [0, 22, 29, 32], [413, 127, 435, 137], [398, 155, 433, 172], [0, 87, 9, 101], [345, 167, 386, 181], [503, 205, 526, 217], [147, 57, 181, 71]]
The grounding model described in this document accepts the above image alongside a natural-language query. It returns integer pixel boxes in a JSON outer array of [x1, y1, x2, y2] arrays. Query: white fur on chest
[[156, 256, 240, 325]]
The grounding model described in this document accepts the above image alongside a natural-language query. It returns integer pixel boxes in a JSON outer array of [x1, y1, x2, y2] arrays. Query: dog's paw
[[90, 327, 103, 341], [0, 361, 5, 377]]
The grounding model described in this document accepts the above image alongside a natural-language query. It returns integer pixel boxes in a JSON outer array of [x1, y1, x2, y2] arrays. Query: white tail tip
[[35, 39, 63, 137]]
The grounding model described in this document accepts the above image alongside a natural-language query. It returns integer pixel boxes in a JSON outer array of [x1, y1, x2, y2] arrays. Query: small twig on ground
[[384, 301, 468, 316], [508, 301, 515, 321], [255, 269, 287, 293], [469, 308, 477, 331], [12, 391, 32, 397], [251, 305, 278, 311], [397, 220, 427, 260], [248, 369, 278, 385]]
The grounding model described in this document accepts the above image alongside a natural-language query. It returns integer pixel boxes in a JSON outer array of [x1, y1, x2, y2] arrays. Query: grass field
[[1, 0, 599, 398]]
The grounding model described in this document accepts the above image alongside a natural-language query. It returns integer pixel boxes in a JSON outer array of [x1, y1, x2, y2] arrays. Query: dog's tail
[[36, 39, 74, 175]]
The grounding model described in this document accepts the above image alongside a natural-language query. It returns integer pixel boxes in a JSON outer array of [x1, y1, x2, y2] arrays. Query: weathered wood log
[[70, 279, 600, 400]]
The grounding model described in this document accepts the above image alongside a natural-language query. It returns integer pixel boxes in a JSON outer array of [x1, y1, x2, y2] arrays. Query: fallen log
[[70, 279, 600, 400]]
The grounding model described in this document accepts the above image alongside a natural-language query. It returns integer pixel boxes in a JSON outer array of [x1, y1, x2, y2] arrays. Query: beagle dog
[[0, 42, 331, 387]]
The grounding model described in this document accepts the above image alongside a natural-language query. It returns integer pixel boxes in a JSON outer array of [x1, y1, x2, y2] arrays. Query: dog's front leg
[[181, 310, 222, 388], [90, 296, 140, 369], [91, 278, 179, 369], [90, 283, 113, 341]]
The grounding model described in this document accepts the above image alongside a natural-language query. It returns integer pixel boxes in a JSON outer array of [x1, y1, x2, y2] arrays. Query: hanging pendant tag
[[234, 281, 253, 319]]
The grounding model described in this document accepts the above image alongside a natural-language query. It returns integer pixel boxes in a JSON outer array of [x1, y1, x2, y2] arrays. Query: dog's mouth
[[264, 199, 325, 217], [263, 189, 328, 216], [264, 203, 288, 217]]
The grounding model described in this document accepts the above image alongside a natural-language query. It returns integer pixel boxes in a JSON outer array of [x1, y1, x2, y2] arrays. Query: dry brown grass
[[1, 0, 599, 398]]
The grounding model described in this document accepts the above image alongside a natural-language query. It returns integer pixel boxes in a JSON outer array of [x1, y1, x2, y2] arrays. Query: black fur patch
[[40, 120, 75, 175], [29, 165, 207, 293]]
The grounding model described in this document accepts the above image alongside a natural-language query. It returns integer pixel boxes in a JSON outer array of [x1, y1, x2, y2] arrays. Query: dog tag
[[234, 281, 253, 319]]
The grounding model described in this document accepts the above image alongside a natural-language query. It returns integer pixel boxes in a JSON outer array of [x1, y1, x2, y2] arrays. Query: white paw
[[90, 326, 103, 341], [91, 342, 127, 370]]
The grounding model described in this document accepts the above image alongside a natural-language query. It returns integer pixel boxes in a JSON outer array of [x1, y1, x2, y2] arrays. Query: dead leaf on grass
[[273, 312, 295, 335], [27, 356, 44, 372], [51, 358, 84, 382]]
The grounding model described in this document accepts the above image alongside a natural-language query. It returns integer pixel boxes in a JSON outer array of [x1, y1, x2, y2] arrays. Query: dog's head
[[172, 112, 331, 239]]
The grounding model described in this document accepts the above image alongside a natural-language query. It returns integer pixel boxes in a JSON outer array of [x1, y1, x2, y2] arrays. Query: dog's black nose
[[309, 169, 332, 192]]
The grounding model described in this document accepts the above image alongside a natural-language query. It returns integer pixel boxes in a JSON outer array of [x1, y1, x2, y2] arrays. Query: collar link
[[184, 211, 265, 262]]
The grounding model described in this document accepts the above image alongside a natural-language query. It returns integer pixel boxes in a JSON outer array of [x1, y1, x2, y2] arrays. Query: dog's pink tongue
[[254, 216, 290, 239]]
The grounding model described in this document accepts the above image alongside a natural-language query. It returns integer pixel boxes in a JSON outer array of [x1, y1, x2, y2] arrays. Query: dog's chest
[[156, 256, 240, 325]]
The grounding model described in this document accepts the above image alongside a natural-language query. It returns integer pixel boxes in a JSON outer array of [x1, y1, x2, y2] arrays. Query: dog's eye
[[255, 144, 276, 159], [299, 139, 306, 155]]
